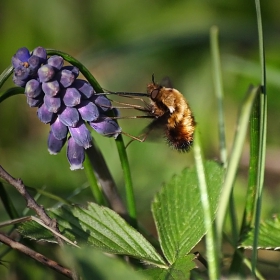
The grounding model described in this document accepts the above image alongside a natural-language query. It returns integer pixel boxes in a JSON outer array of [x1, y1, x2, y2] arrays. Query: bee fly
[[102, 75, 196, 151]]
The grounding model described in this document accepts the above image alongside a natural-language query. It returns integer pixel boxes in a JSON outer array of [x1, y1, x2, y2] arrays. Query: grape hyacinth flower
[[12, 47, 121, 170]]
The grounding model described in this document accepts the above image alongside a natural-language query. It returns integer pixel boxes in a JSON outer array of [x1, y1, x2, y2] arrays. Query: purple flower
[[90, 116, 121, 139], [12, 47, 47, 86], [67, 136, 85, 170], [12, 47, 122, 170]]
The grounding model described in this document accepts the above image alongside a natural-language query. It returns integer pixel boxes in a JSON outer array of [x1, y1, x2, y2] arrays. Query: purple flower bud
[[12, 57, 23, 69], [90, 117, 121, 139], [44, 94, 61, 113], [27, 96, 43, 107], [91, 95, 112, 111], [56, 69, 75, 88], [25, 79, 42, 98], [62, 88, 81, 107], [67, 136, 85, 170], [42, 80, 60, 96], [51, 117, 68, 140], [48, 130, 66, 155], [13, 66, 31, 86], [69, 121, 92, 149], [58, 106, 79, 127], [72, 79, 94, 99], [37, 103, 54, 123], [77, 100, 99, 121], [32, 47, 47, 64], [61, 66, 79, 78], [47, 55, 64, 70], [38, 65, 55, 82], [28, 55, 40, 74], [12, 47, 30, 68]]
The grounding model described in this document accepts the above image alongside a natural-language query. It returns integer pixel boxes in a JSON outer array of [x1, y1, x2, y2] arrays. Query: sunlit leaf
[[152, 161, 224, 264], [19, 202, 167, 267]]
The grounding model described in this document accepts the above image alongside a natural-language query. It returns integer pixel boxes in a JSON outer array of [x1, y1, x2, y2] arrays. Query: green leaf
[[240, 217, 280, 250], [152, 161, 224, 264], [144, 255, 195, 280], [19, 202, 166, 267], [19, 220, 55, 242], [61, 246, 147, 280]]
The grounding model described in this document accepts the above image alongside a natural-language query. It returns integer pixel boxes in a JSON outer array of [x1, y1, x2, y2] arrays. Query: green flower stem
[[0, 65, 13, 89], [115, 135, 137, 228], [0, 87, 24, 103], [194, 130, 219, 280]]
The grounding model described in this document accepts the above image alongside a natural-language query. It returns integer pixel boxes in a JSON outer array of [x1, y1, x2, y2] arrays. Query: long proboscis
[[95, 92, 150, 97]]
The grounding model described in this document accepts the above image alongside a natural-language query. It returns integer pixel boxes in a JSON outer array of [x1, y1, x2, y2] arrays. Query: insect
[[145, 75, 195, 151], [102, 75, 196, 151]]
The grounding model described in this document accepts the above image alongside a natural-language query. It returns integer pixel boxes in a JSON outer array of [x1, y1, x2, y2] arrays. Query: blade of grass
[[193, 130, 219, 280], [210, 25, 239, 248], [234, 93, 260, 256], [252, 0, 267, 276], [216, 86, 259, 248], [229, 95, 261, 274], [210, 26, 228, 168]]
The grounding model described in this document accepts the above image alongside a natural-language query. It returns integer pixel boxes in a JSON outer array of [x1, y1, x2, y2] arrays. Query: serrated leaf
[[19, 220, 55, 242], [61, 246, 147, 280], [20, 202, 166, 267], [144, 255, 195, 280], [152, 161, 224, 264], [240, 217, 280, 250]]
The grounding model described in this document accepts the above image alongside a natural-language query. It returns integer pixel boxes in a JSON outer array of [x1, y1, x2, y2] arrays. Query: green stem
[[194, 130, 219, 280], [115, 135, 137, 228], [0, 65, 13, 89]]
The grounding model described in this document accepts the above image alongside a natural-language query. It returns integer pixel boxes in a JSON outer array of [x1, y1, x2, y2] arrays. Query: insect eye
[[151, 89, 159, 99]]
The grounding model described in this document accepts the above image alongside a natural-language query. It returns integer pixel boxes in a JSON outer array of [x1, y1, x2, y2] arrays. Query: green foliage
[[152, 161, 224, 264], [240, 217, 280, 250], [18, 161, 224, 278]]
